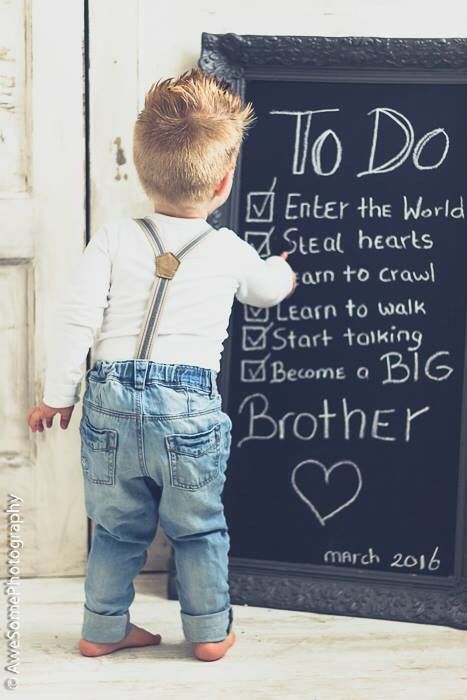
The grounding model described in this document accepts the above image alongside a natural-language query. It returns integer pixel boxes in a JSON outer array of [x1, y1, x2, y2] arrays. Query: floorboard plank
[[8, 573, 466, 699]]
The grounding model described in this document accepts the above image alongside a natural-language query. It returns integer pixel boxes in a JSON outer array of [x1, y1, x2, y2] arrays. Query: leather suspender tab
[[155, 251, 180, 279]]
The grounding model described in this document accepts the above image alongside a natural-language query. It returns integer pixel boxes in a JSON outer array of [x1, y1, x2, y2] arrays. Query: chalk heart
[[291, 459, 362, 527]]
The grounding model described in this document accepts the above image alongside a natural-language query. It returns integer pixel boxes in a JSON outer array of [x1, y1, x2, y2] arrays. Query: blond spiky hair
[[133, 68, 256, 205]]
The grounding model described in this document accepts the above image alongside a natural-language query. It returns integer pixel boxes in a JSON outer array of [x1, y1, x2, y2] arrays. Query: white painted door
[[1, 0, 87, 576]]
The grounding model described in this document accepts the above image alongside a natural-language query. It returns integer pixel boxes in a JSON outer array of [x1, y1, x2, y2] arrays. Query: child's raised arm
[[234, 234, 296, 308]]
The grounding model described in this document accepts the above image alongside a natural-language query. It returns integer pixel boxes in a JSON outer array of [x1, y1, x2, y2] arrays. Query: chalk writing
[[226, 81, 466, 576], [269, 107, 450, 177], [235, 394, 430, 446]]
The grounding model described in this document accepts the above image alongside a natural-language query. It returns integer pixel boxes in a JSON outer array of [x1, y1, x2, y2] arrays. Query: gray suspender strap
[[133, 216, 213, 360]]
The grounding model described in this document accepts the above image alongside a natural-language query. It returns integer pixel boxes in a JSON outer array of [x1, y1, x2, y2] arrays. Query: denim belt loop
[[209, 369, 217, 398], [133, 359, 149, 390]]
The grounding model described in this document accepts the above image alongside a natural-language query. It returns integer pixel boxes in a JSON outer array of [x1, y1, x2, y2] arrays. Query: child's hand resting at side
[[279, 251, 297, 298], [27, 402, 74, 432]]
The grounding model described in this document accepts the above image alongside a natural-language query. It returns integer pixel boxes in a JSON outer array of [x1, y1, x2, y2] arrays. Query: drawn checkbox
[[244, 306, 269, 323], [241, 354, 271, 382], [242, 323, 273, 351], [245, 228, 274, 257], [246, 177, 277, 223]]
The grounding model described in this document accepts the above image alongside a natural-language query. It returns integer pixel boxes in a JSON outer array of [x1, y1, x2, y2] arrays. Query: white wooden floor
[[12, 573, 466, 699]]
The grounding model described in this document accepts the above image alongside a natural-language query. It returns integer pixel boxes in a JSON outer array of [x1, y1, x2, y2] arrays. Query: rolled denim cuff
[[181, 605, 233, 643], [81, 605, 131, 643]]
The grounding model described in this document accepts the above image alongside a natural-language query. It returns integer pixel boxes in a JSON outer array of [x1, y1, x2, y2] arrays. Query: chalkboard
[[196, 34, 467, 629]]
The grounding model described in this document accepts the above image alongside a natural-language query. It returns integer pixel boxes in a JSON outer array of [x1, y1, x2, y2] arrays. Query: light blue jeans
[[79, 359, 233, 644]]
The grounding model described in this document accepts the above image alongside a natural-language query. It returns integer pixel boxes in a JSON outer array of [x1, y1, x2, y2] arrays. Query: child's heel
[[192, 630, 236, 662]]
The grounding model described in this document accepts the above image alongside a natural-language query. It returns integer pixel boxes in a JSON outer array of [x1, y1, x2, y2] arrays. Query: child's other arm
[[42, 224, 112, 409], [234, 236, 296, 307]]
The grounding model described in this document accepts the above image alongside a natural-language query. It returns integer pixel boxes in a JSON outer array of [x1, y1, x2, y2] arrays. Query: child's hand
[[27, 401, 74, 432], [280, 251, 297, 298]]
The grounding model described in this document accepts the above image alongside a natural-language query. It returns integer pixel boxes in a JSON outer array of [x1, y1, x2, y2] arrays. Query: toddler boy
[[27, 68, 296, 662]]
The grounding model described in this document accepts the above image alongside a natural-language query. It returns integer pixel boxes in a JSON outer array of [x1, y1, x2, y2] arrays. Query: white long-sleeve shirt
[[43, 211, 295, 407]]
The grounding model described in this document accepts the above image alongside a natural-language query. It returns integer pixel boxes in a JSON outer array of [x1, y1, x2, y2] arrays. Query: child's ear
[[213, 169, 233, 197]]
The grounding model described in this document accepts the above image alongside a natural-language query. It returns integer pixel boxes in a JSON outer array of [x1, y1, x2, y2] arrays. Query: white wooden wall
[[1, 0, 87, 576]]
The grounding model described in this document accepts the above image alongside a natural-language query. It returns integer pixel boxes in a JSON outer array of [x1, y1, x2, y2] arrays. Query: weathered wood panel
[[0, 0, 29, 193], [1, 0, 87, 577]]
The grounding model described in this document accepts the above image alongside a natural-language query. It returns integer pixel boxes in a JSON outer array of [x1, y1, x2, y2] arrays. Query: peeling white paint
[[0, 0, 28, 191]]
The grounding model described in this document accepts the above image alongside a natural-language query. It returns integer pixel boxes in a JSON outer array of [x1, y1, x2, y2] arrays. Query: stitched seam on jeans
[[170, 474, 220, 491], [136, 392, 150, 478], [83, 399, 134, 418], [185, 407, 223, 418], [143, 407, 222, 420], [169, 459, 221, 490], [84, 399, 222, 421]]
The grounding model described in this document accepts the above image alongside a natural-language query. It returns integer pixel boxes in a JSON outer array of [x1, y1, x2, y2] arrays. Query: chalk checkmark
[[242, 323, 273, 351], [245, 228, 274, 256], [244, 306, 269, 323], [251, 193, 273, 219], [246, 177, 277, 223], [241, 354, 271, 382]]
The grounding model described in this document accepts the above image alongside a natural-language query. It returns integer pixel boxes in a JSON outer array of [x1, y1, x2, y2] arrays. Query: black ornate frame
[[167, 34, 467, 630]]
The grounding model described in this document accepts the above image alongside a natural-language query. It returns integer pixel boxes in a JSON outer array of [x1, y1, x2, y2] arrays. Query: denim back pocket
[[79, 416, 118, 486], [165, 423, 221, 490]]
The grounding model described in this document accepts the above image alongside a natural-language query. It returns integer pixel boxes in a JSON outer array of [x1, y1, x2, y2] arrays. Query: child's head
[[133, 68, 256, 212]]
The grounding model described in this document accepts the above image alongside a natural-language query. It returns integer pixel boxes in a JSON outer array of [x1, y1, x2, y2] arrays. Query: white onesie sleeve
[[233, 234, 295, 308], [42, 224, 112, 407]]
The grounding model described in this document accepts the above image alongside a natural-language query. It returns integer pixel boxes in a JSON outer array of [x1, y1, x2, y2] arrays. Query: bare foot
[[78, 623, 161, 657], [192, 630, 236, 662]]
